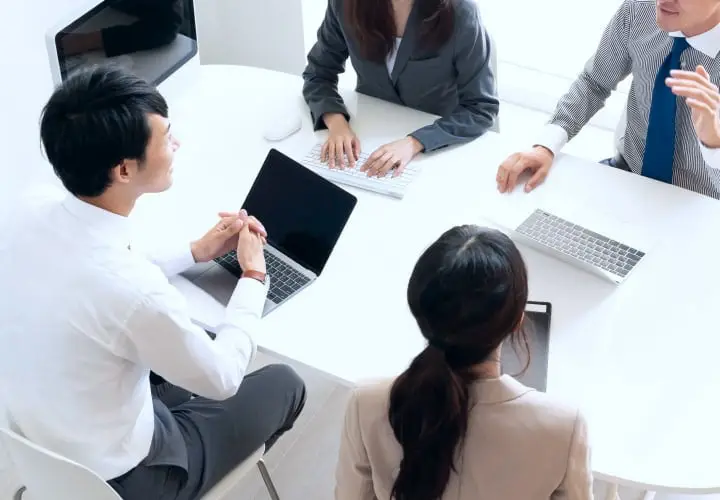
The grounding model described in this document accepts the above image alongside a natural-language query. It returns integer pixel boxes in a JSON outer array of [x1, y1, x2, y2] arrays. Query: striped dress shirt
[[536, 0, 720, 199]]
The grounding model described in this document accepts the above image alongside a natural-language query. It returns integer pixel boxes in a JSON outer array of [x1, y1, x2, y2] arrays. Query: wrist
[[532, 145, 555, 159], [323, 113, 348, 131], [406, 135, 424, 155], [241, 269, 267, 284], [701, 137, 720, 149], [190, 240, 207, 263]]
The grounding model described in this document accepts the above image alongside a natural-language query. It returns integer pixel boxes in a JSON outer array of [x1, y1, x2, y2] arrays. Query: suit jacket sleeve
[[551, 410, 594, 500], [302, 0, 351, 130], [537, 0, 633, 154], [409, 3, 499, 152], [335, 390, 377, 500]]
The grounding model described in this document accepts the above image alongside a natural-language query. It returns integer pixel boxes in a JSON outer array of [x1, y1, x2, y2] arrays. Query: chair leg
[[257, 459, 281, 500], [604, 482, 618, 500]]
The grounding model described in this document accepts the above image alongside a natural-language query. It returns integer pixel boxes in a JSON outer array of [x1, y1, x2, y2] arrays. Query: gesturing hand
[[361, 136, 424, 178], [191, 209, 267, 263], [667, 66, 720, 149]]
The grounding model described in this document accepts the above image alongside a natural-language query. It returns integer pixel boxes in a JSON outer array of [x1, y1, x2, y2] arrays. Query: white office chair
[[0, 428, 280, 500], [490, 36, 500, 133]]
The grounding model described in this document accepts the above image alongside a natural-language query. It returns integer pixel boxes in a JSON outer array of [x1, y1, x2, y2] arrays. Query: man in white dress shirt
[[496, 0, 720, 199], [0, 66, 306, 499]]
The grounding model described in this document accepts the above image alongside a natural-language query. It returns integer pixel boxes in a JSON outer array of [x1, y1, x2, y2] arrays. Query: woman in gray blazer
[[335, 226, 593, 500], [303, 0, 499, 178]]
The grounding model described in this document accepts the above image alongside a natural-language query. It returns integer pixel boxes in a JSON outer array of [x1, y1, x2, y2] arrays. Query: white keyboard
[[301, 143, 420, 199]]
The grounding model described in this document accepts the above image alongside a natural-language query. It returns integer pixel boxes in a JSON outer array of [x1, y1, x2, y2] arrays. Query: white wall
[[476, 0, 629, 130], [0, 2, 68, 207], [195, 0, 306, 75]]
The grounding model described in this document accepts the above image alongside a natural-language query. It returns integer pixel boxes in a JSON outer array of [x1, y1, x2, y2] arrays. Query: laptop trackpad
[[193, 265, 276, 317], [192, 265, 237, 306]]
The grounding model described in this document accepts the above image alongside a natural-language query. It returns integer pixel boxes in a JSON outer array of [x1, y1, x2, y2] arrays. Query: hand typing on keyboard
[[361, 137, 424, 178], [322, 113, 361, 169]]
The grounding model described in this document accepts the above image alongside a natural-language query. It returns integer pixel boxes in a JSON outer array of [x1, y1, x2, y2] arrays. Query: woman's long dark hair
[[345, 0, 455, 63], [388, 226, 528, 500]]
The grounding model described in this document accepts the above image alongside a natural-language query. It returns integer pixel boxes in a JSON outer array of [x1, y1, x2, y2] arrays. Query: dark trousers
[[109, 364, 306, 500], [599, 154, 631, 171]]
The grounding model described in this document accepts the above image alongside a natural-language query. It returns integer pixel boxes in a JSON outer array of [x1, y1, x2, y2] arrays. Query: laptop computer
[[189, 148, 357, 316], [486, 194, 652, 285]]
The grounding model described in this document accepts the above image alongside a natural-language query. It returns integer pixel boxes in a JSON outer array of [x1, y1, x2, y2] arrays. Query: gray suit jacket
[[335, 375, 594, 500], [302, 0, 499, 152]]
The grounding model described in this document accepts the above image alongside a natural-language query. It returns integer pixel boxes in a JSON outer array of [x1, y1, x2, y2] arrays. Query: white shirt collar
[[61, 195, 131, 249], [670, 23, 720, 58]]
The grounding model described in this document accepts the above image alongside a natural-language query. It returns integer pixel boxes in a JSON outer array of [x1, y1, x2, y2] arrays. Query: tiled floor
[[228, 349, 351, 500]]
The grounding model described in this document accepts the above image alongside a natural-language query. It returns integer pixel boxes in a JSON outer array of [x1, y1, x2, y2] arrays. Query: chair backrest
[[489, 35, 500, 133], [0, 428, 122, 500]]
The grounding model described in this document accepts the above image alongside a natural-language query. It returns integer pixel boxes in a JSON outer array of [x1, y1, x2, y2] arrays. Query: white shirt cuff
[[226, 277, 268, 323], [534, 123, 569, 156], [149, 244, 197, 277], [699, 141, 720, 170]]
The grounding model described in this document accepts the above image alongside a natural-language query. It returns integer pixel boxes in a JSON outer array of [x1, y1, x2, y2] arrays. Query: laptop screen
[[242, 149, 358, 275], [54, 0, 197, 85]]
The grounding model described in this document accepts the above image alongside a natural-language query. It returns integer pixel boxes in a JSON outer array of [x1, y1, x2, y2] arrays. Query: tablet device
[[501, 301, 552, 392]]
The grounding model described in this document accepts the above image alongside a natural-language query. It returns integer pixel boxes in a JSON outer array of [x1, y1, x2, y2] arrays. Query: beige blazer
[[335, 375, 593, 500]]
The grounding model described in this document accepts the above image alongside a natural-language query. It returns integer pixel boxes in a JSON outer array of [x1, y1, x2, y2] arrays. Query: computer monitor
[[45, 0, 198, 99]]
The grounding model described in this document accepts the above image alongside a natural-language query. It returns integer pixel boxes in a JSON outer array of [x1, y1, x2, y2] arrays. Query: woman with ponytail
[[335, 226, 593, 500]]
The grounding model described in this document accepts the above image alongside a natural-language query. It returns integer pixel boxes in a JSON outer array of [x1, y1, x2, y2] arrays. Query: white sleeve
[[144, 243, 197, 277], [120, 277, 267, 400], [534, 123, 569, 156], [699, 141, 720, 170]]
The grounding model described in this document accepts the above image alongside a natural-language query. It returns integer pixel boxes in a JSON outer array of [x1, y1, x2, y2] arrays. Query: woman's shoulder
[[350, 378, 394, 407], [452, 0, 481, 21], [328, 0, 344, 15], [476, 376, 583, 429], [341, 379, 395, 434]]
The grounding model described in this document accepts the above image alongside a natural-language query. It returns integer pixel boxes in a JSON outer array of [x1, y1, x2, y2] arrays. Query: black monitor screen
[[243, 149, 358, 275], [55, 0, 197, 85]]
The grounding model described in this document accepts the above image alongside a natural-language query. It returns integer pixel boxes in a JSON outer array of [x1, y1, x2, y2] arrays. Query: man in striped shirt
[[496, 0, 720, 199]]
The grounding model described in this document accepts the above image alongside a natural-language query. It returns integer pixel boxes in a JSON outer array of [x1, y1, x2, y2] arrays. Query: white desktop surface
[[129, 65, 720, 493]]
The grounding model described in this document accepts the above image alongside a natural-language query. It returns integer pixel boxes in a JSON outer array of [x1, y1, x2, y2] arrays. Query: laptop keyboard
[[214, 250, 311, 303], [515, 209, 645, 279], [301, 143, 420, 199]]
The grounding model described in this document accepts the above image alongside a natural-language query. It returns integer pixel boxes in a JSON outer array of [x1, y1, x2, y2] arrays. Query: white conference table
[[130, 65, 720, 497]]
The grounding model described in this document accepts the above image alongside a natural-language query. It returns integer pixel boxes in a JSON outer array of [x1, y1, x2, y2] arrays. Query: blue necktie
[[641, 37, 689, 183]]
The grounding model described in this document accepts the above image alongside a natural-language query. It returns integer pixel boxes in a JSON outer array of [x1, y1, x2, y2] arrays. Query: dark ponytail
[[388, 225, 528, 500], [388, 346, 472, 500]]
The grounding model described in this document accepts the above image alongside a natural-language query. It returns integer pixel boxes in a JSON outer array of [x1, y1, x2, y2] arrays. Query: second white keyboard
[[301, 143, 420, 199]]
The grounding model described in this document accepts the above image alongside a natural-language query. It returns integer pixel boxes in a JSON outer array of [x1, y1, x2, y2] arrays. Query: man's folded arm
[[117, 276, 267, 400]]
